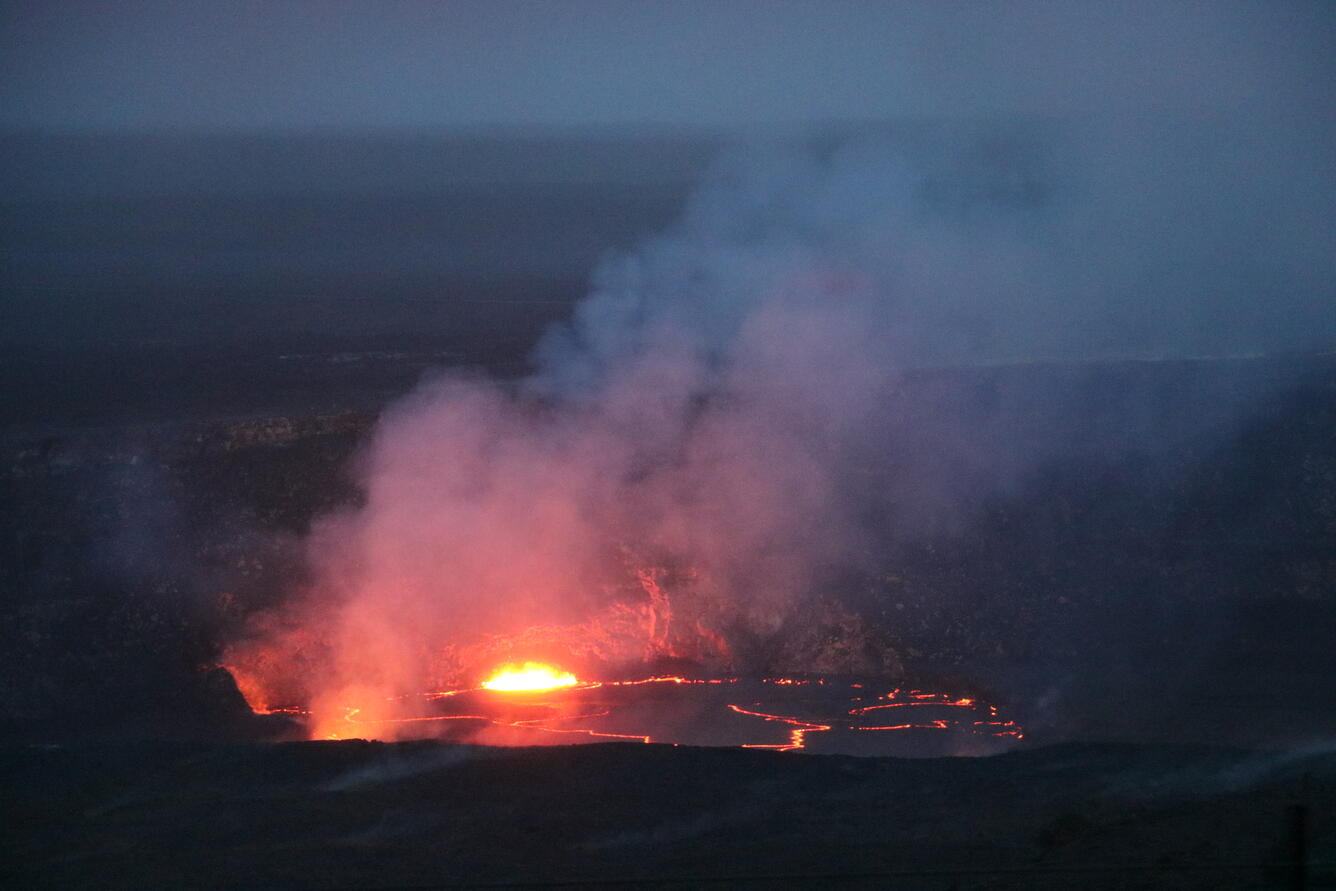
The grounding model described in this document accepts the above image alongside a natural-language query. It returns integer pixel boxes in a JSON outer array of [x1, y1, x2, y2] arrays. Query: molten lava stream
[[727, 703, 832, 751]]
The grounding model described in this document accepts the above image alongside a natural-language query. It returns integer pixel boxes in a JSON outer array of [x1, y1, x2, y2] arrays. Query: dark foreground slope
[[4, 739, 1334, 890]]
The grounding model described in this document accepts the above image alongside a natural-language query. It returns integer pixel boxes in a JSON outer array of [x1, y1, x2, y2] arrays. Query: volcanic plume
[[225, 114, 1336, 738]]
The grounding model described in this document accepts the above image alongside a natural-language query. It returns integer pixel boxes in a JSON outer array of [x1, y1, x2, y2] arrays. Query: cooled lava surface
[[306, 670, 1022, 756]]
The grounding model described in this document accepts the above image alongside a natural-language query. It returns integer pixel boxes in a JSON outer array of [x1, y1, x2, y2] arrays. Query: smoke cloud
[[226, 3, 1336, 737]]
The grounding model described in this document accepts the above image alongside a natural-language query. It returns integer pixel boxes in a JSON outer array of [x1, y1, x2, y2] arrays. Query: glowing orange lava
[[480, 663, 579, 692], [235, 664, 1023, 751], [729, 703, 832, 751]]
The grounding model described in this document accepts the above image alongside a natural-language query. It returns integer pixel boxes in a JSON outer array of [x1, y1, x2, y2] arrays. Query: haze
[[4, 1, 1334, 132], [2, 1, 1334, 365]]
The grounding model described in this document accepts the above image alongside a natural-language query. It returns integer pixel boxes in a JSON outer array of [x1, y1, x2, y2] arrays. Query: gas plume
[[227, 8, 1336, 736]]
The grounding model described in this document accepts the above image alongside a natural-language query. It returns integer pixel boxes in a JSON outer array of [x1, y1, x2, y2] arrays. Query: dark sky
[[4, 0, 1334, 132], [3, 1, 1334, 362]]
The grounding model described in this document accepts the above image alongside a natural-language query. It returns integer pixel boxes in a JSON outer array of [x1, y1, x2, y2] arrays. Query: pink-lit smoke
[[228, 90, 1335, 735]]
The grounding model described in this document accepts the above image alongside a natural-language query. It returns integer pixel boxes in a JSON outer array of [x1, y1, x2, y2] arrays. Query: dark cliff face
[[2, 353, 1334, 745], [0, 411, 373, 739]]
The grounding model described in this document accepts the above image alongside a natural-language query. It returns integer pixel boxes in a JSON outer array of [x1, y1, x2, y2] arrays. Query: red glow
[[224, 565, 1023, 751], [728, 704, 832, 751], [858, 719, 951, 731], [849, 697, 976, 715], [295, 676, 1024, 750], [480, 663, 579, 692], [223, 664, 276, 714]]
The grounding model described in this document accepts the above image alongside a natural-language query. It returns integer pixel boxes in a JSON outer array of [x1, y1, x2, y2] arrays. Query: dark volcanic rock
[[3, 739, 1333, 890], [0, 412, 372, 740], [765, 598, 907, 677]]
